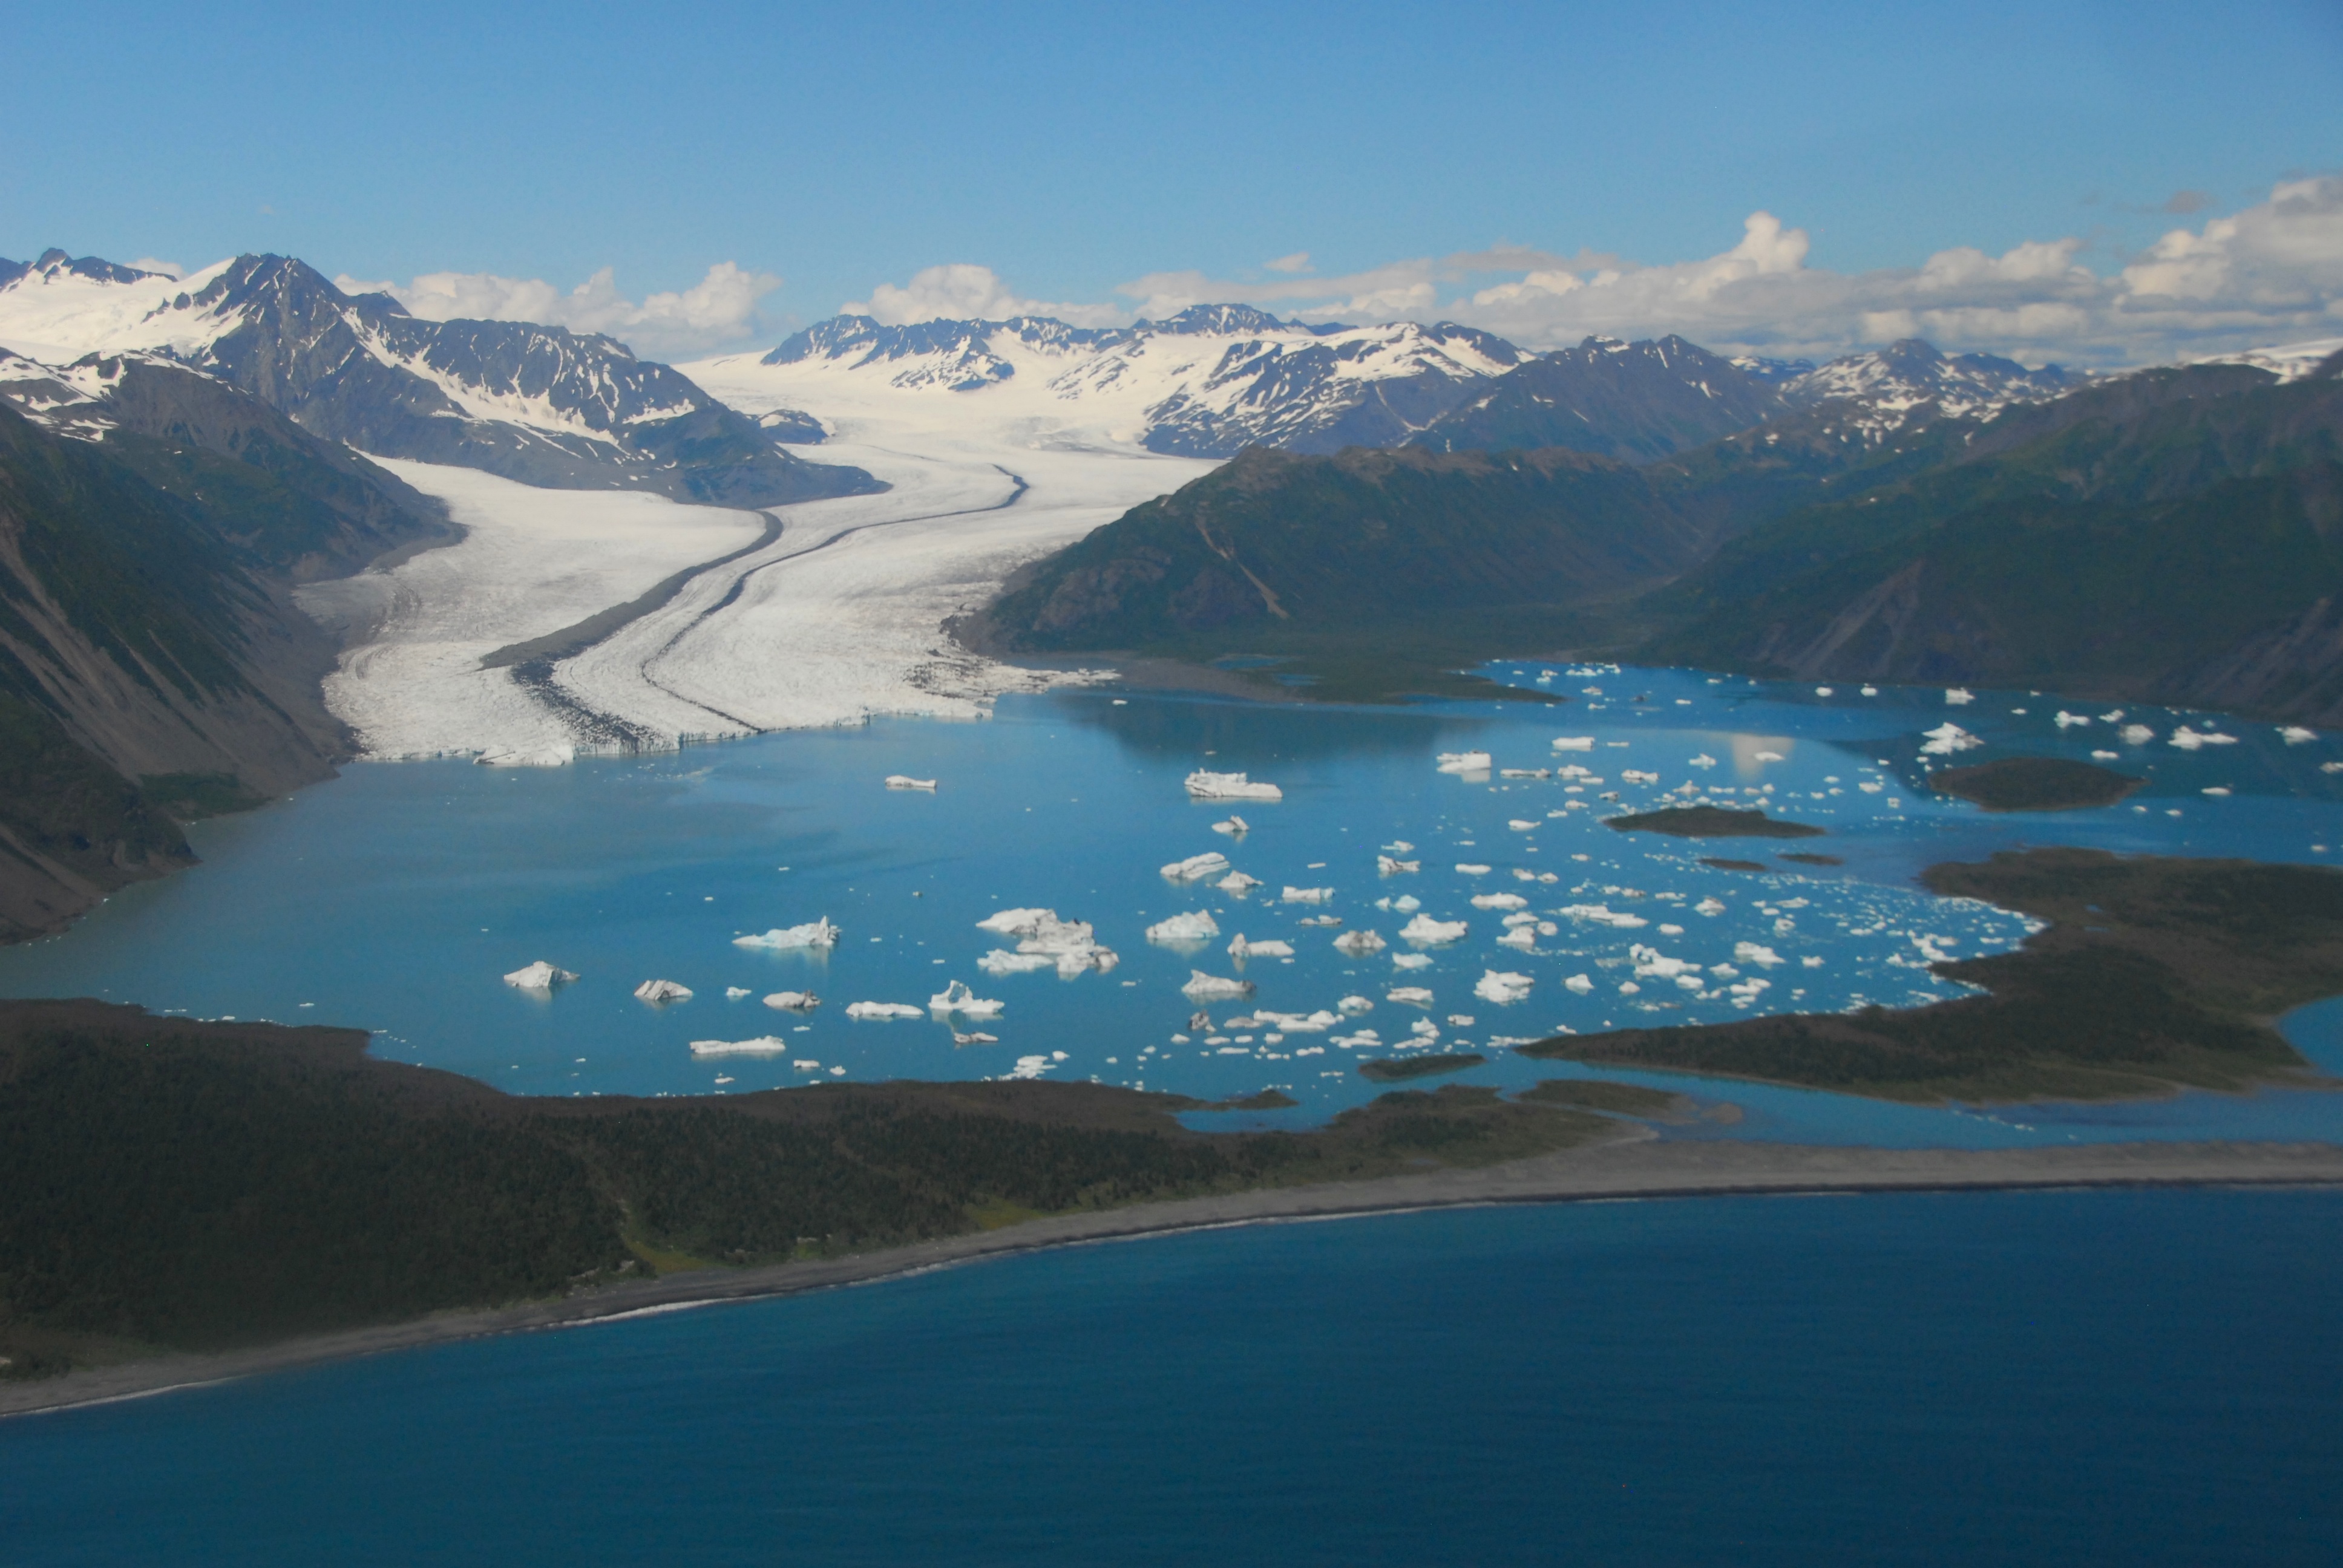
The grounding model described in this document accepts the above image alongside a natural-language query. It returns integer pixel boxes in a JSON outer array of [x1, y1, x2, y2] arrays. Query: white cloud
[[842, 264, 1126, 328], [333, 262, 782, 359], [1263, 252, 1312, 274]]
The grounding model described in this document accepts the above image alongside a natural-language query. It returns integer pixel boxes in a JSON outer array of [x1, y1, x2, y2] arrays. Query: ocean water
[[5, 667, 2343, 1147], [6, 1188, 2339, 1566]]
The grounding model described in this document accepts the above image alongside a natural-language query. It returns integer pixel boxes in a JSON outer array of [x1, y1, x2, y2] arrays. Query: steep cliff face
[[0, 403, 358, 939]]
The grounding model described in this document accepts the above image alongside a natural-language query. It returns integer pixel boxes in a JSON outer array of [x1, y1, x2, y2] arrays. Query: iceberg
[[1552, 736, 1596, 751], [1228, 934, 1295, 959], [1146, 910, 1221, 943], [1620, 769, 1659, 785], [1437, 751, 1494, 774], [1945, 688, 1974, 705], [762, 990, 820, 1011], [1400, 913, 1469, 944], [633, 979, 693, 1003], [1557, 903, 1648, 929], [1382, 840, 1415, 853], [1281, 885, 1334, 904], [1475, 970, 1533, 1004], [1162, 851, 1233, 882], [1564, 973, 1594, 995], [1257, 1009, 1340, 1033], [1920, 723, 1982, 756], [1508, 818, 1539, 831], [2281, 726, 2319, 745], [1733, 941, 1786, 967], [885, 775, 938, 791], [1185, 770, 1282, 801], [1217, 871, 1263, 895], [976, 907, 1058, 935], [952, 1031, 998, 1045], [1499, 768, 1550, 779], [1339, 995, 1374, 1014], [1377, 855, 1420, 875], [725, 987, 752, 1000], [688, 1036, 795, 1056], [1470, 892, 1529, 910], [1392, 952, 1434, 970], [1182, 970, 1255, 1001], [1388, 986, 1435, 1005], [1455, 863, 1492, 875], [1496, 927, 1535, 950], [1630, 945, 1695, 979], [845, 1001, 925, 1021], [503, 961, 578, 990], [2169, 728, 2238, 750], [1333, 929, 1387, 956], [1689, 754, 1717, 768], [733, 918, 841, 950], [2054, 711, 2091, 728], [1211, 815, 1250, 837], [2120, 724, 2156, 745], [977, 950, 1057, 975], [929, 980, 1004, 1016], [977, 907, 1117, 973]]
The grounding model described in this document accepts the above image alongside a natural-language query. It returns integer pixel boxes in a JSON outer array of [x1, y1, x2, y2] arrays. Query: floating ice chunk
[[1382, 840, 1415, 854], [763, 990, 820, 1011], [2054, 711, 2091, 728], [1475, 970, 1533, 1004], [1437, 751, 1494, 774], [1147, 910, 1221, 943], [1695, 897, 1726, 916], [1815, 686, 1833, 697], [1509, 818, 1539, 831], [1470, 892, 1529, 910], [1388, 986, 1436, 1005], [1801, 956, 1825, 969], [1210, 817, 1251, 841], [503, 961, 578, 990], [1228, 934, 1295, 959], [1557, 973, 1594, 996], [2091, 750, 2120, 760], [725, 987, 752, 1000], [989, 912, 1118, 976], [1496, 927, 1536, 950], [977, 909, 1051, 935], [1499, 768, 1550, 779], [1752, 751, 1785, 763], [1552, 736, 1596, 751], [1182, 970, 1255, 1000], [1334, 929, 1388, 956], [2120, 725, 2155, 745], [977, 950, 1057, 975], [1162, 851, 1233, 882], [1630, 945, 1695, 979], [2325, 762, 2343, 775], [1217, 871, 1263, 895], [1501, 911, 1539, 926], [953, 1031, 998, 1045], [1617, 981, 1641, 995], [2282, 727, 2319, 745], [1377, 855, 1420, 875], [2203, 786, 2232, 797], [929, 980, 1004, 1016], [2169, 728, 2238, 750], [1281, 886, 1334, 904], [1401, 914, 1469, 944], [1185, 770, 1282, 801], [1920, 723, 1982, 756], [1339, 995, 1375, 1013], [845, 1002, 924, 1021], [688, 1036, 793, 1056], [1623, 770, 1662, 785], [885, 776, 937, 791], [1557, 903, 1648, 929], [1861, 686, 1879, 697], [1008, 1054, 1055, 1079], [634, 979, 693, 1003], [1945, 688, 1974, 705], [1733, 941, 1786, 967], [1455, 863, 1493, 875], [1689, 754, 1717, 768], [1257, 1009, 1340, 1033], [735, 918, 841, 950], [1392, 952, 1434, 970]]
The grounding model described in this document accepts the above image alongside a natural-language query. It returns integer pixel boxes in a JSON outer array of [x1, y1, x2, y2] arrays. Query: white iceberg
[[1470, 892, 1529, 910], [1147, 910, 1221, 943], [1257, 1009, 1340, 1033], [1281, 885, 1334, 904], [1383, 840, 1416, 853], [1378, 855, 1420, 875], [1552, 736, 1596, 751], [2281, 726, 2319, 745], [1733, 941, 1786, 967], [734, 918, 841, 950], [1339, 995, 1375, 1013], [1401, 913, 1469, 944], [503, 961, 578, 990], [1185, 770, 1282, 801], [2055, 711, 2091, 728], [977, 951, 1057, 975], [1475, 970, 1533, 1004], [633, 979, 693, 1003], [1694, 898, 1726, 916], [1499, 768, 1550, 779], [1436, 751, 1494, 774], [929, 980, 1004, 1016], [1334, 929, 1387, 956], [1620, 769, 1660, 785], [1920, 723, 1982, 756], [1388, 986, 1435, 1005], [1211, 815, 1250, 836], [1162, 851, 1233, 882], [688, 1036, 793, 1056], [845, 1001, 925, 1021], [1689, 754, 1718, 768], [980, 910, 1119, 976], [2169, 728, 2238, 750], [1556, 903, 1648, 930], [2120, 724, 2155, 745], [1496, 927, 1536, 950], [884, 775, 937, 791], [1228, 934, 1295, 959], [1182, 970, 1255, 1001], [953, 1031, 998, 1045], [1217, 871, 1263, 895], [762, 990, 820, 1011], [1455, 863, 1492, 875], [1945, 688, 1975, 705], [1630, 945, 1696, 979], [1564, 973, 1594, 995], [1392, 952, 1434, 971], [725, 987, 752, 1001]]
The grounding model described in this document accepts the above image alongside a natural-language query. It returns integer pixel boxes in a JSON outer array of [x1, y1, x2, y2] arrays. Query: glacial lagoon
[[6, 664, 2343, 1148]]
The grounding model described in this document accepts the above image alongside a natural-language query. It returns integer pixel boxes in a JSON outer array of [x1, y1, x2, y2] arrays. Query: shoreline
[[8, 1134, 2340, 1420]]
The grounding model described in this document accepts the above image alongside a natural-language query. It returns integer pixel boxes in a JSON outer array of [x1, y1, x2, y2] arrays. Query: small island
[[1607, 805, 1825, 839], [1699, 857, 1768, 872], [1779, 852, 1843, 867], [1521, 848, 2343, 1103], [1930, 756, 2144, 811], [1358, 1053, 1486, 1082]]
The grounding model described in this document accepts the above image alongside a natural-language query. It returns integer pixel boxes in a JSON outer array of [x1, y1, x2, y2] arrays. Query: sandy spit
[[8, 1135, 2340, 1419]]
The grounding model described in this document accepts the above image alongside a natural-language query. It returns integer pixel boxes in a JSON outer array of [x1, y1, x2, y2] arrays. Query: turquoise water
[[7, 1189, 2339, 1565], [5, 666, 2343, 1146]]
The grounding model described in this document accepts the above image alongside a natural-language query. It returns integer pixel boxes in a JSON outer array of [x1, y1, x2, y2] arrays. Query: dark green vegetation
[[1414, 335, 1780, 461], [1357, 1053, 1486, 1082], [0, 389, 443, 941], [1607, 806, 1826, 839], [1931, 756, 2144, 812], [1516, 1079, 1691, 1117], [1779, 852, 1844, 866], [0, 1002, 1611, 1374], [1521, 849, 2343, 1103]]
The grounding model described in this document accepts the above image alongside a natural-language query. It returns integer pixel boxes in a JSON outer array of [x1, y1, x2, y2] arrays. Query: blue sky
[[5, 1, 2339, 362]]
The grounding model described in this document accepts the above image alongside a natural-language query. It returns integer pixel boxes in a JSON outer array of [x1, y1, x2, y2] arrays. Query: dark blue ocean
[[7, 1189, 2339, 1565]]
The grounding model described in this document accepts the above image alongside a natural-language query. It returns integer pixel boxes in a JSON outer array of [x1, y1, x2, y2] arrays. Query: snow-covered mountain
[[2188, 337, 2343, 382], [1414, 334, 1783, 460], [703, 304, 1525, 457], [0, 250, 871, 506], [1774, 338, 2087, 442]]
